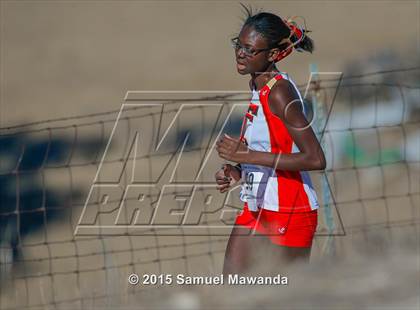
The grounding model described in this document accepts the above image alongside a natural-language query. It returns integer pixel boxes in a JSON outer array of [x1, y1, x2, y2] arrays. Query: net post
[[309, 63, 336, 258]]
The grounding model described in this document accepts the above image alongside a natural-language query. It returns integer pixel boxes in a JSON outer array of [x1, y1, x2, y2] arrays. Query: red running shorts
[[234, 203, 318, 248]]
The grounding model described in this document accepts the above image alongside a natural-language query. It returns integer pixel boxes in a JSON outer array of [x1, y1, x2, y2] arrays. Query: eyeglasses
[[230, 37, 272, 57]]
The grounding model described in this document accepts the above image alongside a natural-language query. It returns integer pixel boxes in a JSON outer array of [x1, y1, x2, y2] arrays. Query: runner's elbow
[[313, 154, 326, 170], [307, 154, 326, 171], [318, 157, 326, 170]]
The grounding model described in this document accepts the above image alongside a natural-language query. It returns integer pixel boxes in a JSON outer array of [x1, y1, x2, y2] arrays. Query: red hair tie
[[274, 18, 306, 63]]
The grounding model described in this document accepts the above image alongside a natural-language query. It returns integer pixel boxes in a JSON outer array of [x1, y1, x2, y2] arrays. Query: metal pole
[[310, 63, 336, 258]]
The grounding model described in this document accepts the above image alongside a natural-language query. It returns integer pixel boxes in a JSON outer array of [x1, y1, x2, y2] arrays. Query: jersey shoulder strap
[[265, 73, 284, 90]]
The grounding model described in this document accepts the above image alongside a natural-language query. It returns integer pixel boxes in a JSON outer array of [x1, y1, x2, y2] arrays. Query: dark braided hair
[[240, 4, 314, 53]]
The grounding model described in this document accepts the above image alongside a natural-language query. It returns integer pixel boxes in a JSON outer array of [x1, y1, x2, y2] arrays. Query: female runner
[[215, 8, 326, 275]]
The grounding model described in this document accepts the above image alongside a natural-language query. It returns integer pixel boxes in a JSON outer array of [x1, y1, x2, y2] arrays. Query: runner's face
[[234, 26, 275, 75]]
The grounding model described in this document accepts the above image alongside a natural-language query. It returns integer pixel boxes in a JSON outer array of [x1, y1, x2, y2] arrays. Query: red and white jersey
[[239, 72, 319, 213]]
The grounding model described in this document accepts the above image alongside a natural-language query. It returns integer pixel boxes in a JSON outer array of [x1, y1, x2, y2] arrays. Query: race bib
[[240, 171, 264, 211]]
